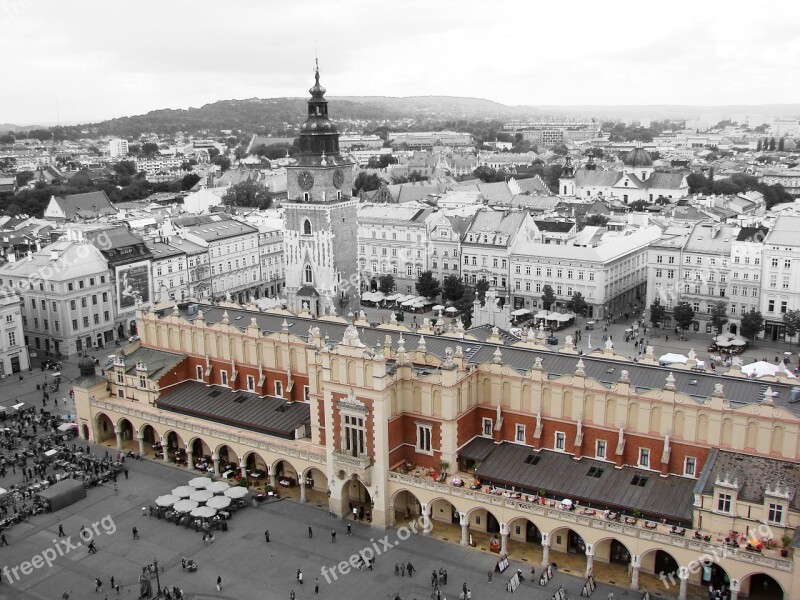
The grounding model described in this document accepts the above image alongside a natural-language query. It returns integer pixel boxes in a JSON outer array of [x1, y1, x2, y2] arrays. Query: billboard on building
[[116, 261, 152, 312]]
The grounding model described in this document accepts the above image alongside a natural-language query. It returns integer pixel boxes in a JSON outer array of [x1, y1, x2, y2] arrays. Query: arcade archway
[[340, 476, 372, 522], [95, 413, 115, 444], [164, 431, 185, 465], [216, 444, 239, 478], [741, 572, 785, 599]]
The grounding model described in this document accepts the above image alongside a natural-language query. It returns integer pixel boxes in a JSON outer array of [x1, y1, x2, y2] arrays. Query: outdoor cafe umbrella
[[445, 306, 458, 314], [172, 486, 194, 498], [729, 339, 747, 346], [207, 481, 230, 494], [189, 506, 217, 519], [155, 494, 180, 508], [224, 486, 249, 499], [189, 490, 214, 503], [173, 499, 199, 513], [432, 305, 444, 312], [207, 495, 232, 510], [189, 477, 211, 489], [715, 339, 732, 347]]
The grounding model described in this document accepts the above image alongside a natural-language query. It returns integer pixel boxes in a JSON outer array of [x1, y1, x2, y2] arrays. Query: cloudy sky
[[1, 0, 798, 125]]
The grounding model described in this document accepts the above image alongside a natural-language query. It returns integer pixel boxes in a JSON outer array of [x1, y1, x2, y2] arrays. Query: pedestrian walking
[[290, 591, 296, 600], [443, 569, 448, 585], [2, 532, 10, 546], [94, 578, 102, 593], [331, 529, 336, 542], [110, 576, 115, 590], [400, 561, 406, 576], [58, 523, 65, 537], [407, 562, 414, 576], [298, 569, 304, 585], [347, 522, 352, 536], [315, 578, 319, 594], [216, 575, 222, 591], [308, 525, 313, 539], [395, 563, 400, 576], [142, 506, 147, 517], [123, 468, 128, 480], [113, 483, 118, 495], [132, 526, 139, 540], [608, 592, 615, 600], [265, 529, 270, 543], [487, 570, 493, 582], [88, 540, 97, 553]]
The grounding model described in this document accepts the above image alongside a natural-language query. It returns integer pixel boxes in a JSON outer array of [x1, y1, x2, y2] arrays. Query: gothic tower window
[[304, 264, 313, 283], [303, 219, 312, 235]]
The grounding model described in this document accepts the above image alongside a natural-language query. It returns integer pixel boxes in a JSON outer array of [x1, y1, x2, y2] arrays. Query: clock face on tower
[[297, 170, 314, 190], [333, 169, 344, 189]]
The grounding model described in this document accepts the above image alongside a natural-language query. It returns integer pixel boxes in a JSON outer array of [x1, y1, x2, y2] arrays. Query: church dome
[[624, 145, 653, 167], [78, 354, 96, 378]]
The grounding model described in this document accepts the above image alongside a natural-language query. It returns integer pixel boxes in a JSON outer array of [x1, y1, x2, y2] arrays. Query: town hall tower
[[284, 62, 358, 315]]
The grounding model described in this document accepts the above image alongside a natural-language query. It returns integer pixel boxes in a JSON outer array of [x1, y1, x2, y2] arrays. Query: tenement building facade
[[73, 303, 799, 599]]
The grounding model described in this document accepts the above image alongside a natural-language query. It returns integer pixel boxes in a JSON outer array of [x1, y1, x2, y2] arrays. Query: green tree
[[253, 143, 298, 160], [0, 133, 15, 144], [353, 172, 382, 194], [649, 298, 666, 328], [415, 270, 441, 300], [212, 155, 231, 171], [141, 142, 159, 157], [779, 137, 785, 151], [629, 199, 648, 212], [769, 137, 776, 151], [709, 301, 728, 334], [583, 214, 609, 227], [181, 173, 201, 191], [15, 171, 34, 187], [756, 139, 762, 152], [551, 144, 569, 155], [783, 310, 800, 348], [566, 291, 587, 316], [740, 309, 764, 341], [234, 146, 248, 160], [673, 302, 695, 335], [442, 275, 465, 302], [114, 161, 138, 177], [222, 179, 272, 209], [378, 274, 395, 295], [541, 284, 556, 310], [475, 279, 490, 304]]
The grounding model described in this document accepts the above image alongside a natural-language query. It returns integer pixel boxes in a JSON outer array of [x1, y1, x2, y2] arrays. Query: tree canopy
[[566, 291, 587, 316], [783, 310, 800, 348], [222, 179, 272, 209], [415, 270, 441, 300], [541, 284, 555, 310], [673, 302, 695, 332], [740, 309, 764, 341], [353, 172, 382, 195], [709, 301, 729, 335], [649, 298, 666, 328], [687, 172, 793, 209], [378, 274, 395, 296], [442, 275, 466, 302]]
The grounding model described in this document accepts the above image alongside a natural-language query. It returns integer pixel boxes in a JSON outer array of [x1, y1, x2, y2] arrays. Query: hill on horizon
[[9, 96, 800, 138]]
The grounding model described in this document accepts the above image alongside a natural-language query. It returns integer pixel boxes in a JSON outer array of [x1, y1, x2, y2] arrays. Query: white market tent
[[659, 353, 688, 365], [742, 361, 796, 378]]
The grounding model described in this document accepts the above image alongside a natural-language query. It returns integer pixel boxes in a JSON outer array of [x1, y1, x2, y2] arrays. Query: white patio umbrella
[[207, 495, 231, 509], [445, 306, 458, 314], [190, 506, 217, 519], [173, 499, 199, 513], [432, 305, 444, 312], [659, 353, 688, 365], [189, 490, 214, 503], [155, 494, 180, 508], [729, 339, 747, 346], [172, 486, 194, 498], [715, 339, 732, 347], [189, 477, 211, 489], [207, 481, 230, 494], [224, 486, 249, 499]]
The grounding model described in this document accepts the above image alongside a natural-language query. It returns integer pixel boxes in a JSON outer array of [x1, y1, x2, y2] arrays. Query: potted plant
[[781, 535, 792, 557], [439, 460, 450, 477], [633, 508, 643, 519]]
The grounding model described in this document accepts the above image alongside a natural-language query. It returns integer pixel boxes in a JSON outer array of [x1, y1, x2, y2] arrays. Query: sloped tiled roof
[[56, 191, 117, 220], [648, 172, 687, 190], [574, 169, 621, 188]]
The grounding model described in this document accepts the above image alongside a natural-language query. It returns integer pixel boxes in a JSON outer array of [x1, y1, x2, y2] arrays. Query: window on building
[[768, 299, 775, 312], [220, 370, 228, 386], [7, 331, 16, 347], [684, 457, 696, 476], [416, 424, 432, 454], [138, 373, 147, 389], [482, 418, 493, 437], [196, 365, 203, 380], [639, 448, 650, 468], [595, 440, 606, 459], [343, 414, 365, 457], [768, 502, 784, 524], [555, 431, 566, 451], [117, 370, 124, 384], [781, 301, 788, 314], [246, 375, 255, 391], [274, 381, 283, 397], [716, 493, 732, 513], [304, 265, 313, 284], [515, 424, 525, 443], [82, 316, 89, 327]]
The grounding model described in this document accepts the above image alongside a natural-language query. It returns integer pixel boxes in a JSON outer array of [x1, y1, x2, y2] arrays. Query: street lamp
[[153, 558, 162, 597]]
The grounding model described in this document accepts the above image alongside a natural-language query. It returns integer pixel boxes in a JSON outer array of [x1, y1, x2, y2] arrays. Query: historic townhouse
[[73, 301, 800, 600]]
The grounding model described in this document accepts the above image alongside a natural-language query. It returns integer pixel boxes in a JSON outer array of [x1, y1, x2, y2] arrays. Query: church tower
[[558, 155, 575, 196], [284, 62, 358, 316]]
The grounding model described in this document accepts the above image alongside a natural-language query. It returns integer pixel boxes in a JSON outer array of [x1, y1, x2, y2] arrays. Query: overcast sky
[[1, 0, 798, 125]]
